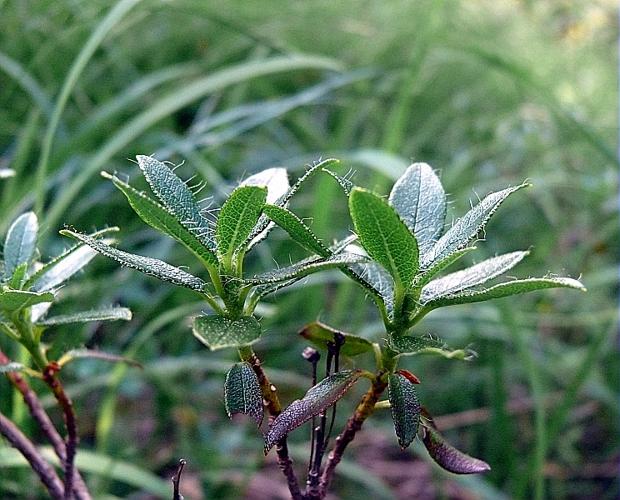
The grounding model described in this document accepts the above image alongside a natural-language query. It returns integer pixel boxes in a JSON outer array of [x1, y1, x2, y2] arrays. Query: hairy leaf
[[4, 212, 38, 277], [224, 362, 263, 426], [0, 362, 26, 374], [349, 188, 419, 289], [299, 321, 374, 356], [136, 155, 214, 248], [388, 373, 421, 449], [192, 315, 261, 350], [263, 205, 329, 256], [0, 288, 54, 311], [60, 229, 205, 291], [8, 263, 28, 289], [36, 307, 132, 326], [416, 247, 476, 287], [422, 425, 490, 474], [387, 335, 475, 361], [265, 369, 362, 451], [322, 168, 353, 196], [421, 251, 529, 302], [349, 260, 395, 314], [422, 184, 528, 268], [389, 163, 446, 255], [103, 172, 218, 270]]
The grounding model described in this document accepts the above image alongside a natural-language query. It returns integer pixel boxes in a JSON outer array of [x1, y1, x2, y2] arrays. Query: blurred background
[[0, 0, 618, 498]]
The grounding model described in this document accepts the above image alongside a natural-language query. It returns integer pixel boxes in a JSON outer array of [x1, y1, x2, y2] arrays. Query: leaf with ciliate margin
[[388, 373, 421, 449], [192, 315, 261, 351], [8, 263, 28, 289], [0, 362, 26, 374], [415, 247, 476, 288], [264, 369, 362, 451], [263, 205, 329, 257], [4, 212, 38, 277], [60, 229, 205, 291], [299, 321, 374, 357], [389, 163, 446, 256], [349, 188, 419, 289], [387, 335, 476, 361], [216, 186, 267, 262], [349, 259, 395, 315], [0, 288, 54, 311], [422, 183, 528, 269], [36, 307, 132, 326], [102, 172, 218, 271], [322, 168, 353, 196], [421, 251, 529, 302], [422, 424, 491, 474], [224, 362, 263, 426], [420, 277, 586, 310], [136, 155, 215, 249]]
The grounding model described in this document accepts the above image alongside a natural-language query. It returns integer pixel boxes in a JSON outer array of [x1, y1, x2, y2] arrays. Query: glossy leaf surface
[[388, 373, 421, 449], [422, 425, 491, 474], [299, 321, 373, 356], [4, 212, 38, 277]]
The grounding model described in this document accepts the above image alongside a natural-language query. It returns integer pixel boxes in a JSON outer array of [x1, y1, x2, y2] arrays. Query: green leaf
[[36, 307, 132, 326], [389, 163, 446, 255], [416, 247, 476, 287], [349, 188, 419, 289], [421, 277, 586, 310], [136, 155, 214, 248], [8, 263, 28, 289], [299, 321, 374, 356], [322, 168, 353, 196], [388, 373, 421, 449], [263, 204, 329, 256], [265, 369, 362, 451], [59, 349, 141, 368], [422, 184, 528, 268], [0, 362, 26, 374], [421, 251, 529, 302], [60, 229, 206, 291], [3, 212, 38, 277], [349, 259, 395, 314], [102, 171, 218, 270], [192, 315, 261, 351], [387, 335, 475, 361], [224, 362, 263, 426], [0, 288, 54, 311], [216, 186, 267, 263], [422, 425, 491, 474]]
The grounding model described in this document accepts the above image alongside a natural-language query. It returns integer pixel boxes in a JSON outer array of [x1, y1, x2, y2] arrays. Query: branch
[[0, 411, 64, 498]]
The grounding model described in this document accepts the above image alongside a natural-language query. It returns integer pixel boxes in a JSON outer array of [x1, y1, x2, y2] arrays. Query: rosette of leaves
[[61, 155, 365, 425]]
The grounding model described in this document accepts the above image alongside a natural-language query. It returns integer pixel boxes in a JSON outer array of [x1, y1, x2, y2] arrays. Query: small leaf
[[4, 212, 38, 277], [349, 188, 419, 289], [422, 184, 528, 268], [299, 321, 373, 356], [216, 186, 267, 263], [387, 335, 475, 361], [421, 251, 529, 302], [58, 349, 142, 368], [136, 155, 214, 248], [263, 205, 329, 257], [389, 163, 446, 255], [265, 370, 362, 451], [224, 362, 263, 426], [388, 373, 421, 449], [322, 168, 353, 196], [422, 425, 491, 474], [0, 288, 54, 311], [192, 315, 261, 351], [103, 172, 218, 271], [60, 229, 205, 291], [36, 307, 132, 326], [8, 263, 28, 289], [0, 362, 26, 374]]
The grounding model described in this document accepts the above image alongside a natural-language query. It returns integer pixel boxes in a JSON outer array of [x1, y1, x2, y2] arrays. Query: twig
[[172, 458, 186, 500], [0, 411, 64, 498]]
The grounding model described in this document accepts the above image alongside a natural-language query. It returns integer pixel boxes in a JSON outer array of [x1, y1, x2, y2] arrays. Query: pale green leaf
[[192, 315, 261, 350], [0, 288, 54, 311], [263, 204, 329, 256], [416, 247, 476, 287], [387, 335, 475, 361], [388, 373, 421, 449], [37, 307, 132, 326], [299, 321, 374, 356], [224, 362, 263, 426], [0, 362, 26, 374], [4, 212, 38, 276], [422, 425, 491, 474], [59, 349, 141, 368]]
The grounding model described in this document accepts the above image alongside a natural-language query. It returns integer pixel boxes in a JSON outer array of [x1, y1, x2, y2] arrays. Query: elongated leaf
[[0, 288, 54, 311], [60, 229, 205, 291], [265, 370, 362, 451], [0, 362, 26, 374], [103, 172, 218, 270], [416, 247, 476, 287], [349, 188, 419, 289], [388, 373, 421, 449], [422, 425, 490, 474], [224, 362, 263, 426], [59, 349, 141, 368], [36, 307, 132, 326], [216, 186, 267, 262], [299, 321, 373, 356], [263, 205, 329, 256], [192, 315, 261, 350], [421, 277, 586, 310], [349, 260, 395, 313], [8, 263, 28, 289], [389, 163, 446, 255], [421, 251, 529, 302], [136, 155, 214, 248], [422, 184, 528, 268], [387, 335, 475, 361], [4, 212, 38, 276], [322, 168, 353, 196]]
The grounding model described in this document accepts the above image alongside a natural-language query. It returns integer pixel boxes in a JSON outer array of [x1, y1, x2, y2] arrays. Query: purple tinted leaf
[[422, 425, 491, 474]]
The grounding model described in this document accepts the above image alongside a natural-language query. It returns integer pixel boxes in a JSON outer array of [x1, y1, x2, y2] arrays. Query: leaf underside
[[299, 321, 373, 356], [388, 373, 421, 449], [37, 307, 132, 326], [4, 212, 38, 277], [224, 362, 263, 426], [422, 425, 491, 474], [192, 315, 261, 350]]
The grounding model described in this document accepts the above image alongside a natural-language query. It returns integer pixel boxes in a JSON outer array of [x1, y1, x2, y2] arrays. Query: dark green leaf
[[387, 335, 475, 361], [299, 321, 373, 356], [4, 212, 38, 277], [388, 373, 421, 449], [192, 315, 261, 350], [263, 204, 329, 256], [422, 425, 491, 474], [0, 288, 54, 311], [36, 307, 132, 326], [224, 362, 263, 426], [265, 369, 362, 451]]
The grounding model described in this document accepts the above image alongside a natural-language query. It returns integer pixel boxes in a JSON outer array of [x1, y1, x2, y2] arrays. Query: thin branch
[[0, 411, 64, 498], [172, 458, 186, 500]]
